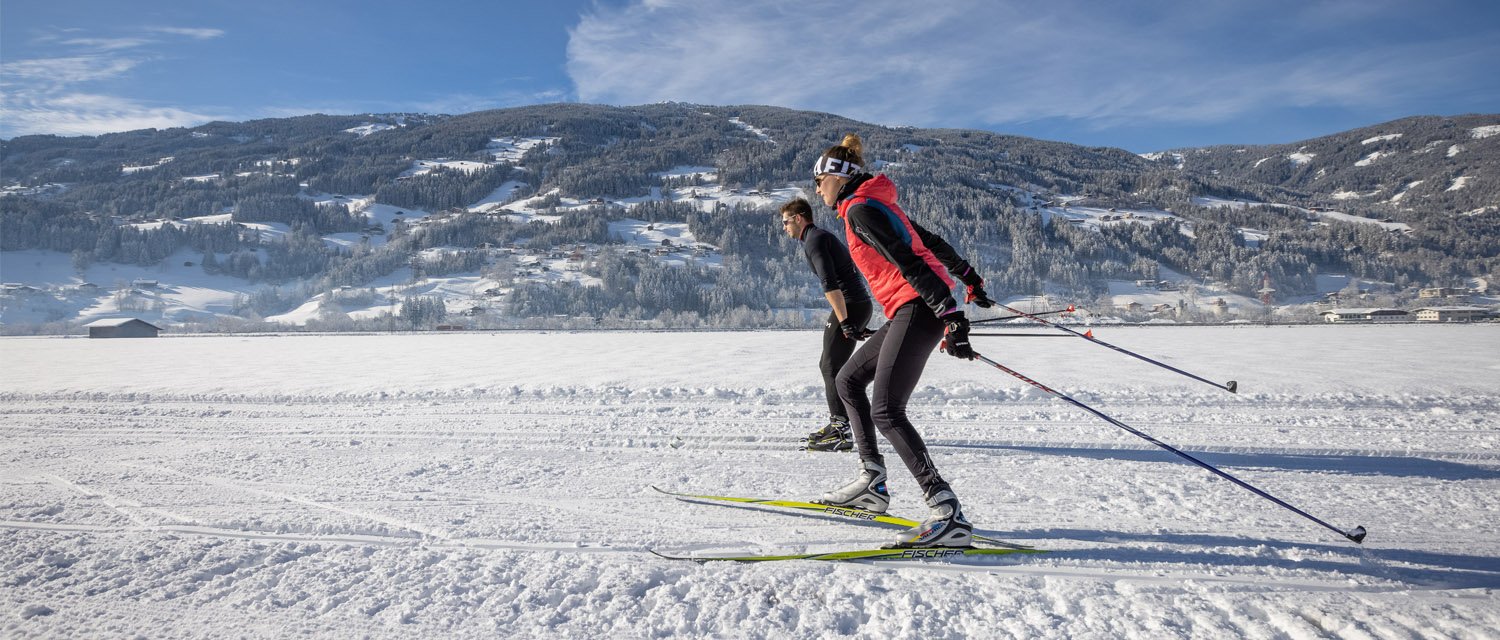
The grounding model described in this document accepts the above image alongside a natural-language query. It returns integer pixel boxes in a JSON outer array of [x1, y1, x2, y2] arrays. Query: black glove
[[965, 283, 996, 308], [839, 318, 873, 341], [940, 313, 975, 360]]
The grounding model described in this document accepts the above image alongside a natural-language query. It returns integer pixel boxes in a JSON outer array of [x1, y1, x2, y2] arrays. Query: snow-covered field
[[2, 325, 1498, 638]]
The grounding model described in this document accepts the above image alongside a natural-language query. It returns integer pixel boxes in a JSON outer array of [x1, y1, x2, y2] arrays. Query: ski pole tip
[[1346, 526, 1367, 544], [1226, 380, 1238, 394]]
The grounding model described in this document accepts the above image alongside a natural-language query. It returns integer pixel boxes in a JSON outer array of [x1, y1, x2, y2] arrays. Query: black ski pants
[[835, 300, 949, 498], [819, 299, 873, 419]]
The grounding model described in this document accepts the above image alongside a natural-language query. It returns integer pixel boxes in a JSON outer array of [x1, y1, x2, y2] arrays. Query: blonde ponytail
[[839, 133, 865, 166]]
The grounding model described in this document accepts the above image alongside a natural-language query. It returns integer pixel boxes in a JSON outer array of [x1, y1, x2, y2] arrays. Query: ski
[[650, 546, 1046, 563], [649, 485, 1035, 550]]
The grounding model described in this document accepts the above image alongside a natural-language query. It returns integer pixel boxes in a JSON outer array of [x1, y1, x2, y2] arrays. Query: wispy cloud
[[0, 26, 228, 137], [2, 92, 221, 137], [57, 37, 155, 51], [565, 0, 1500, 132], [146, 27, 226, 40]]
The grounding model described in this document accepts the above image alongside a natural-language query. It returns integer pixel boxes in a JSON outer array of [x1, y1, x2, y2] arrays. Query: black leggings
[[835, 301, 949, 497], [820, 299, 874, 419]]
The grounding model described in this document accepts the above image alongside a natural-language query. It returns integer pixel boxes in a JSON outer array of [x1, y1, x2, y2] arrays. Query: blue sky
[[3, 0, 1497, 151]]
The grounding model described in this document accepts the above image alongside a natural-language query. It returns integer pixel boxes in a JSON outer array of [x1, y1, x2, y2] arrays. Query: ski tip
[[1065, 304, 1076, 312], [1226, 380, 1238, 394], [1346, 526, 1368, 544]]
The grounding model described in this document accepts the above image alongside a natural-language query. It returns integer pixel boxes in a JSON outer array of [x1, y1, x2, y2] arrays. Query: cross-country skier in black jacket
[[781, 197, 874, 451]]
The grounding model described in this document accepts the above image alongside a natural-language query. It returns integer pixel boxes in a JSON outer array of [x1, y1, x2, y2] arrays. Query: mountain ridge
[[2, 104, 1496, 332]]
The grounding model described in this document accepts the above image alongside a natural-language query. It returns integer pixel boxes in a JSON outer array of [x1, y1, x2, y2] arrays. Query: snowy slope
[[2, 325, 1498, 638]]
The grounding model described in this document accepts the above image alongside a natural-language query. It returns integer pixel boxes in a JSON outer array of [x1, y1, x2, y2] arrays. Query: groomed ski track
[[2, 326, 1498, 638]]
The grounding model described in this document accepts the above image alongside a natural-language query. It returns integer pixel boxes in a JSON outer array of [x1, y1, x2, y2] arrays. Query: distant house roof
[[1412, 306, 1490, 312], [84, 318, 162, 329], [1320, 308, 1407, 315]]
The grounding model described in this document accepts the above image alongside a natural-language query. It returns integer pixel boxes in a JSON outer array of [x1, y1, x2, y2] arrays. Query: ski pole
[[971, 353, 1367, 544], [994, 304, 1238, 394], [969, 305, 1076, 326], [970, 333, 1075, 338]]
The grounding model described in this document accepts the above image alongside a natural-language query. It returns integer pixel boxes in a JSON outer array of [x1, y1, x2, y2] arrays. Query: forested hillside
[[2, 104, 1496, 331]]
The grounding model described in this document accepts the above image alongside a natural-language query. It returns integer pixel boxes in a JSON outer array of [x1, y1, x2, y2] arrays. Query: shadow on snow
[[941, 443, 1500, 481]]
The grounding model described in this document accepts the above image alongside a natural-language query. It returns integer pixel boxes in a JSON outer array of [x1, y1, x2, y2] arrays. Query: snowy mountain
[[1156, 114, 1500, 219], [2, 105, 1496, 332]]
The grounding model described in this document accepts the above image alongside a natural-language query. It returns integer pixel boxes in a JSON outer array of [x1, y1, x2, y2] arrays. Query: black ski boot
[[804, 416, 853, 452]]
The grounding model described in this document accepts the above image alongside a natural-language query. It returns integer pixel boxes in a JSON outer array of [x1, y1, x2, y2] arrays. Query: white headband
[[812, 155, 862, 179]]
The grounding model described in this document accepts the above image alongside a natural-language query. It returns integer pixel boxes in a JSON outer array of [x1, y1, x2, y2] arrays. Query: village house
[[1412, 307, 1491, 323], [1418, 287, 1469, 299], [1320, 308, 1410, 323], [85, 318, 162, 338]]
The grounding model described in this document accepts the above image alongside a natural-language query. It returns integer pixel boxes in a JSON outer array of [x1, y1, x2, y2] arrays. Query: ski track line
[[0, 518, 636, 556], [110, 461, 458, 543], [15, 424, 1492, 465], [42, 472, 193, 528]]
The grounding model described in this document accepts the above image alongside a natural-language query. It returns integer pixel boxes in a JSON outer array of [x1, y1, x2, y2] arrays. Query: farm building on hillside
[[84, 318, 162, 338]]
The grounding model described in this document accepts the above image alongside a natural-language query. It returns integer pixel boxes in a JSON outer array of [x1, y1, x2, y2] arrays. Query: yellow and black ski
[[650, 485, 1036, 550], [650, 546, 1046, 563]]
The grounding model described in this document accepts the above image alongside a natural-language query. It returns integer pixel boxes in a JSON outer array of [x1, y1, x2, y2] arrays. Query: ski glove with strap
[[840, 318, 874, 341], [940, 313, 975, 360]]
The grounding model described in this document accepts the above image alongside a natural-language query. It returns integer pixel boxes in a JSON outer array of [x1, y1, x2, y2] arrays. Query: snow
[[728, 117, 773, 144], [1471, 125, 1500, 140], [1353, 151, 1389, 167], [1449, 144, 1466, 158], [1389, 180, 1423, 203], [1360, 134, 1403, 145], [1287, 151, 1315, 166], [1, 325, 1497, 637], [1140, 151, 1186, 170], [653, 165, 717, 180], [401, 160, 490, 177], [1448, 176, 1473, 192], [486, 137, 558, 164], [121, 157, 174, 174], [344, 123, 397, 137], [465, 181, 528, 214]]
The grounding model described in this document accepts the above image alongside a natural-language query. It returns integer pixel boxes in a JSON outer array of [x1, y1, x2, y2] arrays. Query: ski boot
[[804, 416, 853, 452], [816, 459, 890, 513], [889, 489, 973, 548]]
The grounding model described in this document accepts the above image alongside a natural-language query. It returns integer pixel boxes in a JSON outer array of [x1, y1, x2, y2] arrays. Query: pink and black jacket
[[835, 173, 975, 319]]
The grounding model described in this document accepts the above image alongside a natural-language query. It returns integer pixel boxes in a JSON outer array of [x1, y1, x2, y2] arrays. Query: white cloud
[[565, 0, 1499, 131], [146, 27, 226, 40], [57, 37, 155, 51], [0, 26, 228, 137], [2, 55, 143, 84], [0, 92, 219, 136]]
